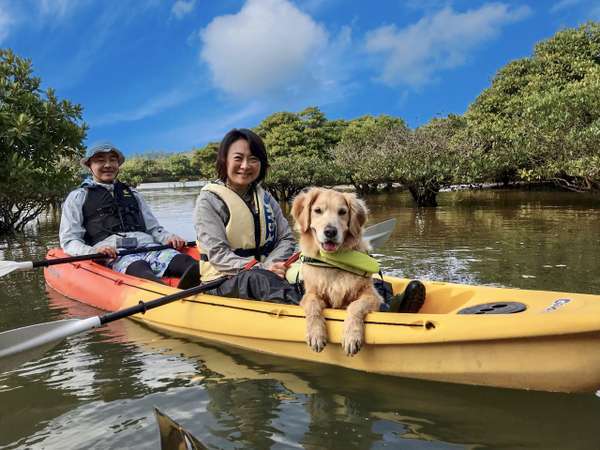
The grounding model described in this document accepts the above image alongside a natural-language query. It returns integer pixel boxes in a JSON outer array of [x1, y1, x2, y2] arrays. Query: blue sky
[[1, 0, 598, 155]]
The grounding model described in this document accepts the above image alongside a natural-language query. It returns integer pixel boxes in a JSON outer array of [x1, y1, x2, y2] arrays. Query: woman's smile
[[226, 139, 261, 192]]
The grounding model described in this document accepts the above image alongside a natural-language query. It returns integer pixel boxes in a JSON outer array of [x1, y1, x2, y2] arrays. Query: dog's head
[[291, 187, 368, 254]]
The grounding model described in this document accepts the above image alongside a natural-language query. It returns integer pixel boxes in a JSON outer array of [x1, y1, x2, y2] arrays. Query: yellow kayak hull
[[44, 249, 600, 393]]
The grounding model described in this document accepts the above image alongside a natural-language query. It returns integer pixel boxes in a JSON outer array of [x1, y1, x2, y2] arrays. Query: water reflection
[[1, 188, 600, 449], [4, 291, 598, 449]]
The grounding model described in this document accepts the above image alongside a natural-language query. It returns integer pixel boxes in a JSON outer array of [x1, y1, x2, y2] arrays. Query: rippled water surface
[[1, 188, 600, 449]]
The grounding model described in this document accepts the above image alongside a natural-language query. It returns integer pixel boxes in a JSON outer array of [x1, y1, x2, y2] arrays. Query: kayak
[[43, 247, 600, 393]]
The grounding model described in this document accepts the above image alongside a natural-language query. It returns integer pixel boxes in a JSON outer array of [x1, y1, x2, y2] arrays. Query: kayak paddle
[[0, 218, 396, 371], [363, 218, 396, 249], [0, 276, 226, 372], [0, 220, 396, 278], [0, 241, 196, 278]]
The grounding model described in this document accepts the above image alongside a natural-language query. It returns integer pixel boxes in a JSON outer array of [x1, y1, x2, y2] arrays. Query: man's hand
[[267, 261, 288, 278], [166, 235, 186, 250], [96, 246, 118, 258]]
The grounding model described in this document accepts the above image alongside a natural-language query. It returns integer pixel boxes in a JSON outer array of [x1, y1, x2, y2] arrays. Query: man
[[59, 142, 199, 287]]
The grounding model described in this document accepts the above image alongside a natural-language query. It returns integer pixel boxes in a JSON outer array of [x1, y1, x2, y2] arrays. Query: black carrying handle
[[99, 276, 227, 325], [34, 241, 197, 268]]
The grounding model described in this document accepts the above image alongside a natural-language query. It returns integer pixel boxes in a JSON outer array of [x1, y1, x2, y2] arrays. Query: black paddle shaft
[[99, 277, 227, 325], [33, 241, 197, 268]]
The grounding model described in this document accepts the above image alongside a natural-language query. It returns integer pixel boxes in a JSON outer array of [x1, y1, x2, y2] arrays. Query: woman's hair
[[216, 128, 269, 183]]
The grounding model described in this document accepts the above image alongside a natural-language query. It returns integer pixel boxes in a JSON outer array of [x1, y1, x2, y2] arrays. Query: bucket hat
[[80, 142, 125, 167]]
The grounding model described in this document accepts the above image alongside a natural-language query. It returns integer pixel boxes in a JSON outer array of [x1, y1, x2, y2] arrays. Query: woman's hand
[[96, 246, 118, 258], [166, 235, 186, 250], [267, 261, 288, 278]]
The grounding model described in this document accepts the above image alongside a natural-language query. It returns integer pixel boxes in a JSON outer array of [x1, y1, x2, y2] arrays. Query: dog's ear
[[344, 193, 368, 239], [292, 188, 319, 233]]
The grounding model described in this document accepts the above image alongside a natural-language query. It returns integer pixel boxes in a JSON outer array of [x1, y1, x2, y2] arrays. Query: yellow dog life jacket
[[199, 183, 277, 282], [285, 249, 380, 284]]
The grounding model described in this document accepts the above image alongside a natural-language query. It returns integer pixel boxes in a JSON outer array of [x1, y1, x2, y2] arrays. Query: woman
[[193, 129, 300, 303]]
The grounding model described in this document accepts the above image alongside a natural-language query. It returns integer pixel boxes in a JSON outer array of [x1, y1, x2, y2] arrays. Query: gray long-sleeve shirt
[[193, 182, 296, 276], [59, 179, 176, 256]]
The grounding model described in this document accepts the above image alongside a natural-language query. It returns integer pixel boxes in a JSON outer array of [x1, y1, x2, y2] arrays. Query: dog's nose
[[324, 226, 337, 239]]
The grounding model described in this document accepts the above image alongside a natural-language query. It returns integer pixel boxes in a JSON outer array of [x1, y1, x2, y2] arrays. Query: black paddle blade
[[155, 407, 207, 450]]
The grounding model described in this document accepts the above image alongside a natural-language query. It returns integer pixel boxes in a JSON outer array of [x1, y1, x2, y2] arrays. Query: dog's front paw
[[342, 326, 363, 356], [306, 324, 327, 353]]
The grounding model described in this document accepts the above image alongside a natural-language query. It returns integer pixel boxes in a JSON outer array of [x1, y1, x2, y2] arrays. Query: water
[[1, 188, 600, 449]]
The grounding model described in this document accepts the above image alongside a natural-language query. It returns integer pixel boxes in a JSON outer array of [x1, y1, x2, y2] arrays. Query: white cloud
[[551, 0, 600, 19], [38, 0, 77, 19], [297, 0, 333, 14], [199, 0, 328, 97], [403, 0, 453, 12], [171, 0, 195, 19], [181, 102, 264, 143], [51, 4, 127, 90], [91, 87, 201, 127], [364, 3, 531, 88], [0, 7, 13, 43], [49, 1, 161, 90], [139, 102, 266, 152], [0, 0, 94, 48], [550, 0, 583, 13]]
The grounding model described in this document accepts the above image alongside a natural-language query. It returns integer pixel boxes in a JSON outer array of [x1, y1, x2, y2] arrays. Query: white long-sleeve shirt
[[59, 179, 175, 256]]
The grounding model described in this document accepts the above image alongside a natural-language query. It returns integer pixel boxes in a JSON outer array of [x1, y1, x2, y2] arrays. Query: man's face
[[88, 151, 120, 183]]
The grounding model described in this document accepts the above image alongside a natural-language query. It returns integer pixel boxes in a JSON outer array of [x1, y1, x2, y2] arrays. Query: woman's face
[[226, 139, 261, 191]]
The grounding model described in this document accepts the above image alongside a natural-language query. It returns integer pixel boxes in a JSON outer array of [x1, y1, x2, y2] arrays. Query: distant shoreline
[[135, 180, 563, 192], [137, 180, 208, 190]]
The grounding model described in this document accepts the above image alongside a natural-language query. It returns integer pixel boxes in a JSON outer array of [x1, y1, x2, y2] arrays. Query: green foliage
[[118, 107, 347, 199], [85, 20, 600, 208], [0, 49, 86, 234], [387, 115, 467, 206], [255, 106, 347, 200], [465, 22, 600, 191], [191, 142, 218, 180], [119, 152, 199, 186], [164, 153, 195, 180], [333, 115, 407, 194], [266, 154, 340, 201], [255, 107, 345, 159], [119, 157, 160, 186]]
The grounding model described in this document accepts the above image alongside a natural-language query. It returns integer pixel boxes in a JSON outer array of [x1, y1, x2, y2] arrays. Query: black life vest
[[82, 182, 146, 245]]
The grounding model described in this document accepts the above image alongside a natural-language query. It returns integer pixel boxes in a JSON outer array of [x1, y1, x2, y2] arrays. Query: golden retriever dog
[[291, 187, 382, 356]]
